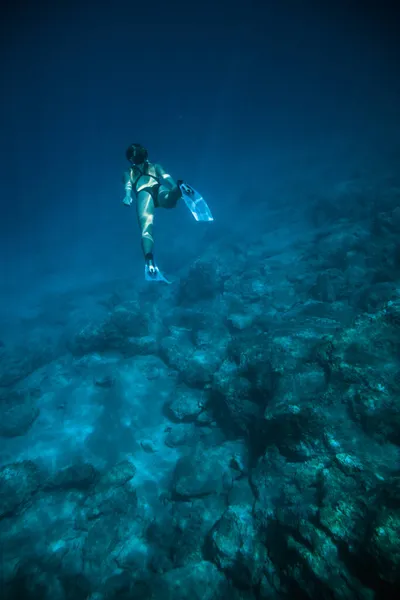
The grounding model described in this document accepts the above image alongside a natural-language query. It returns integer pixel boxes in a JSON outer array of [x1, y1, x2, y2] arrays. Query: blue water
[[1, 2, 399, 598]]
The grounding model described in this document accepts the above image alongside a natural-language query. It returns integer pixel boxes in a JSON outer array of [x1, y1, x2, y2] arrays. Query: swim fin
[[179, 182, 214, 222], [144, 263, 171, 284]]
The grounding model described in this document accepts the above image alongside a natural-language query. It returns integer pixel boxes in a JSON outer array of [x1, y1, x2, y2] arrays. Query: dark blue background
[[1, 0, 399, 319]]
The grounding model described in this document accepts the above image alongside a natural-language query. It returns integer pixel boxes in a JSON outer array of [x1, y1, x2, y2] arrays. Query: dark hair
[[126, 143, 148, 165]]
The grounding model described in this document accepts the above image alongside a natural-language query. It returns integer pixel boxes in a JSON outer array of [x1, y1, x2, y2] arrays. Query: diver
[[122, 143, 183, 281], [122, 143, 213, 282]]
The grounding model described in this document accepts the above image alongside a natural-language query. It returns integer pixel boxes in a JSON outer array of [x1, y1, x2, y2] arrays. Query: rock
[[0, 461, 41, 518], [206, 506, 267, 588], [153, 561, 229, 600], [0, 390, 40, 437], [44, 463, 98, 491], [165, 385, 205, 423], [69, 301, 156, 357], [172, 443, 243, 499], [0, 342, 57, 387]]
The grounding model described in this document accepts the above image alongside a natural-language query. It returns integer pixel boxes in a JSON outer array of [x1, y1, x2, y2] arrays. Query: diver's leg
[[157, 184, 182, 209], [136, 190, 155, 259]]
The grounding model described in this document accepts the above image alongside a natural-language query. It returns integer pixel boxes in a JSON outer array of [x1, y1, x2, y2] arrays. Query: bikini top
[[130, 161, 160, 193]]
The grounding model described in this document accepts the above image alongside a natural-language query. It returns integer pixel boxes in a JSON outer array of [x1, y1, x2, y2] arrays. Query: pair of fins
[[145, 182, 213, 284]]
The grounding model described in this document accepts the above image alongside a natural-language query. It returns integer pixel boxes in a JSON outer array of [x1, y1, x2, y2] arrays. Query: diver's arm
[[156, 164, 177, 189], [122, 170, 133, 206]]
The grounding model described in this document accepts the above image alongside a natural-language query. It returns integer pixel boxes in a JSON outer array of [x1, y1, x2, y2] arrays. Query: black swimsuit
[[131, 162, 161, 206]]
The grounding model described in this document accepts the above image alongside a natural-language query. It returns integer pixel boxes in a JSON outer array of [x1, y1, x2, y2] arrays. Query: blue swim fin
[[144, 263, 171, 284], [179, 182, 214, 222]]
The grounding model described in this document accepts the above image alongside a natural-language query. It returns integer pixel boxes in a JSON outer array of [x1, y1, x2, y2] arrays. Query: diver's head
[[126, 143, 148, 165]]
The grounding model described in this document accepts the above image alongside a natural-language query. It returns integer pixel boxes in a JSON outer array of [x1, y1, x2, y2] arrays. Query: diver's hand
[[122, 195, 132, 206]]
